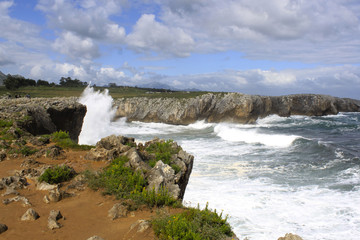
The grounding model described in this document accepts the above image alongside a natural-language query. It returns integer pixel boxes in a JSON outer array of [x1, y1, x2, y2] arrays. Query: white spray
[[78, 85, 116, 145]]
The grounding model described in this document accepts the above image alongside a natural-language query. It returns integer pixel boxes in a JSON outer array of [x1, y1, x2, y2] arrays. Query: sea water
[[79, 87, 360, 240]]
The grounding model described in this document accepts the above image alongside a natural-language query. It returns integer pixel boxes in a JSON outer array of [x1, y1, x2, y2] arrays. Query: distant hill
[[139, 82, 201, 92], [0, 71, 6, 86]]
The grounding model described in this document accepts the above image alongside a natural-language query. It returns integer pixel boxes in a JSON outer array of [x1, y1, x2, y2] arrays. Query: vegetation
[[146, 140, 181, 172], [38, 165, 75, 184], [51, 130, 93, 150], [152, 203, 233, 240], [85, 156, 179, 208]]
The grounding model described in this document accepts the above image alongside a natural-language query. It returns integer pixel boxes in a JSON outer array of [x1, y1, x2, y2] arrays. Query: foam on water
[[214, 123, 299, 148], [78, 86, 116, 145]]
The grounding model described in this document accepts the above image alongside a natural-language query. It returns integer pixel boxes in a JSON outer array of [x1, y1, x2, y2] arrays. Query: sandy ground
[[0, 149, 177, 240]]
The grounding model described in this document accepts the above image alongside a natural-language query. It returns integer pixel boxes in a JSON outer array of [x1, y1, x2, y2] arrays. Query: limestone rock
[[3, 196, 31, 207], [0, 223, 8, 234], [114, 93, 360, 124], [87, 236, 105, 240], [278, 233, 304, 240], [21, 208, 40, 221], [48, 210, 63, 229], [0, 150, 6, 162], [36, 182, 58, 191], [48, 188, 62, 202], [130, 220, 150, 233], [108, 203, 128, 220]]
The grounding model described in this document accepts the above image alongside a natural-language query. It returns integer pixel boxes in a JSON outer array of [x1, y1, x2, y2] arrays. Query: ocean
[[79, 87, 360, 240]]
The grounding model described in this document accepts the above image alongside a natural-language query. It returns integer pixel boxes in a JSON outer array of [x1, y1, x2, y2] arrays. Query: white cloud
[[53, 32, 100, 60], [126, 14, 195, 57], [258, 70, 297, 86], [97, 67, 125, 80], [36, 0, 126, 43]]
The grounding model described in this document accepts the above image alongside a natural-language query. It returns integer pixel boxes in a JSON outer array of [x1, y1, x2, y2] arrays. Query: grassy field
[[0, 85, 212, 99]]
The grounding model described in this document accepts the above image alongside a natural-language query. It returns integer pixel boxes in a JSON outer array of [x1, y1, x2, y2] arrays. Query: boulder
[[130, 220, 150, 233], [21, 208, 40, 221], [108, 203, 128, 220], [2, 196, 31, 207], [0, 223, 8, 234], [48, 210, 63, 230], [278, 233, 304, 240], [0, 150, 6, 162]]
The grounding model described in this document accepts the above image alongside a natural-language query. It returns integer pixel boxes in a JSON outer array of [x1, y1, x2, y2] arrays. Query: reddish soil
[[0, 149, 179, 240]]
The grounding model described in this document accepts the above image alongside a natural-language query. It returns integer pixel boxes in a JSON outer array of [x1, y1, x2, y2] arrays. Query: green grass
[[146, 140, 181, 172], [38, 165, 75, 184], [0, 120, 13, 128], [50, 130, 94, 150], [85, 156, 179, 208], [152, 203, 233, 240], [0, 85, 212, 99]]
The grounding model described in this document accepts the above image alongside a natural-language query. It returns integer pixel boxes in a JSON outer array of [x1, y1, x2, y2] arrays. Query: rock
[[20, 158, 42, 168], [0, 175, 28, 190], [85, 135, 133, 161], [43, 195, 50, 204], [48, 210, 63, 230], [114, 93, 360, 124], [21, 208, 40, 221], [278, 233, 304, 240], [1, 186, 19, 196], [87, 236, 105, 240], [0, 223, 8, 234], [45, 145, 65, 159], [108, 203, 128, 220], [48, 188, 62, 202], [147, 161, 180, 199], [36, 182, 58, 191], [130, 220, 150, 233], [0, 150, 6, 162], [29, 135, 50, 146], [3, 196, 31, 207]]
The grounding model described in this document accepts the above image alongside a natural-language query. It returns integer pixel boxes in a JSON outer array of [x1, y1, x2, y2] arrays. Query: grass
[[85, 156, 180, 208], [38, 165, 75, 184], [152, 203, 234, 240], [51, 130, 94, 150], [0, 85, 212, 99], [145, 140, 181, 170]]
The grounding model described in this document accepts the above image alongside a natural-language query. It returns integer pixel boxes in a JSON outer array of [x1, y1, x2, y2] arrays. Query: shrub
[[145, 139, 181, 172], [51, 130, 94, 150], [0, 120, 13, 128], [84, 156, 179, 208], [20, 145, 37, 156], [152, 203, 233, 240], [38, 165, 75, 184]]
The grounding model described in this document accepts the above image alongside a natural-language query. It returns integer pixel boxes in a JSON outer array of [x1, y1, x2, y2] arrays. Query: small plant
[[51, 130, 94, 150], [152, 203, 234, 240], [20, 145, 37, 156], [145, 139, 181, 172], [84, 156, 180, 208], [38, 165, 75, 184], [0, 120, 13, 128]]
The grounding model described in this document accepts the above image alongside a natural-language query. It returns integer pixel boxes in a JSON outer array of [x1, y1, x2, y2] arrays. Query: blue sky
[[0, 0, 360, 98]]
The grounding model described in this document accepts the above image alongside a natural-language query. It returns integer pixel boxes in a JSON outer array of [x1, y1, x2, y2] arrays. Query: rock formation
[[114, 93, 360, 124], [86, 135, 194, 200], [0, 97, 86, 142]]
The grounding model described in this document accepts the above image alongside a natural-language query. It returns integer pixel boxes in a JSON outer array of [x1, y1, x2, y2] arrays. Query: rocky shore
[[114, 93, 360, 124]]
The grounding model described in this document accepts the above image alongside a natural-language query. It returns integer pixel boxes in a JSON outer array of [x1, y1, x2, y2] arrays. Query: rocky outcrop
[[21, 208, 40, 221], [278, 233, 303, 240], [0, 223, 8, 234], [114, 93, 360, 124], [48, 210, 63, 230], [0, 97, 86, 142], [85, 135, 194, 200]]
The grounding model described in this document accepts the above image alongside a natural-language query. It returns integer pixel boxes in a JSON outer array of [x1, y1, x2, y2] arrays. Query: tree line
[[3, 75, 87, 90]]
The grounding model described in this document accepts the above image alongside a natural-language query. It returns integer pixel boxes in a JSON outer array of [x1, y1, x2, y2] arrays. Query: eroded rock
[[0, 223, 8, 234], [108, 203, 128, 220], [21, 208, 40, 221], [48, 210, 63, 229], [278, 233, 304, 240]]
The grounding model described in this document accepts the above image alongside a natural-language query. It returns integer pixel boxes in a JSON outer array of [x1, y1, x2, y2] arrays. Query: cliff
[[0, 97, 86, 142], [114, 93, 360, 124]]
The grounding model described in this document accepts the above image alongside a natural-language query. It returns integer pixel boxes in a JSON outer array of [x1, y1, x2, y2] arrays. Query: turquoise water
[[79, 87, 360, 240]]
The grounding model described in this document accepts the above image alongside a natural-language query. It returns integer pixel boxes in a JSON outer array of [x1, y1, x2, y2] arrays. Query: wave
[[214, 124, 300, 148]]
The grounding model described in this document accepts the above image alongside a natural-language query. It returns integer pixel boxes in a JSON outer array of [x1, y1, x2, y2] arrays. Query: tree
[[4, 75, 36, 90], [59, 77, 87, 87], [37, 79, 50, 86]]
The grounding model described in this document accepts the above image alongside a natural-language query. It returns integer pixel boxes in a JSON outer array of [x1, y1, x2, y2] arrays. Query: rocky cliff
[[0, 97, 86, 142], [114, 93, 360, 124]]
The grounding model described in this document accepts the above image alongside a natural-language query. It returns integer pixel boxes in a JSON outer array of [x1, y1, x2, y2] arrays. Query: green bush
[[152, 203, 233, 240], [51, 130, 94, 150], [0, 120, 13, 128], [20, 145, 37, 156], [84, 156, 179, 208], [38, 165, 75, 184], [146, 140, 181, 172]]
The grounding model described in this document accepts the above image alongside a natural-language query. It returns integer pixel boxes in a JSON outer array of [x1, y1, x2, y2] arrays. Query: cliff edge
[[114, 93, 360, 124]]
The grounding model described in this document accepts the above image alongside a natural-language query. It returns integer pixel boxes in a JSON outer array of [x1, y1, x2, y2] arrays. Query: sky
[[0, 0, 360, 98]]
